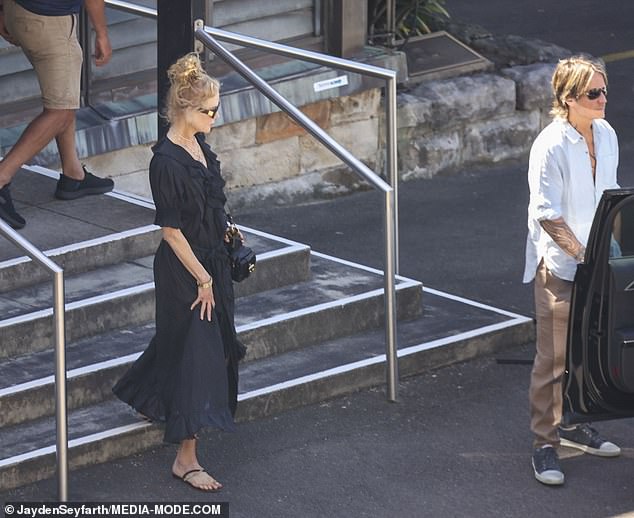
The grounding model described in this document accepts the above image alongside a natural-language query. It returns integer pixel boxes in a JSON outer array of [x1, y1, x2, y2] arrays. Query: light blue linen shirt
[[523, 117, 619, 283]]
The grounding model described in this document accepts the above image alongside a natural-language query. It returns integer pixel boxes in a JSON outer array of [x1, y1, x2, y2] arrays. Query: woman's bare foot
[[172, 438, 222, 491], [172, 465, 222, 491]]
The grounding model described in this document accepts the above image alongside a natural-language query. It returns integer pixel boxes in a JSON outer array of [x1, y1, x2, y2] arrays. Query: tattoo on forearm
[[540, 218, 584, 259]]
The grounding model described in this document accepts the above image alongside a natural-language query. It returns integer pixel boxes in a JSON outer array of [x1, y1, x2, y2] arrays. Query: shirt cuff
[[535, 207, 561, 222], [154, 207, 182, 228]]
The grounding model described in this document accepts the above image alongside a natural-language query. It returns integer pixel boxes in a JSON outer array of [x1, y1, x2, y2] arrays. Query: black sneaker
[[55, 166, 114, 200], [559, 424, 621, 457], [0, 183, 26, 229], [532, 446, 564, 486]]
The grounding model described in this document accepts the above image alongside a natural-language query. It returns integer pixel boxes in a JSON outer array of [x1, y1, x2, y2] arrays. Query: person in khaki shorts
[[523, 56, 621, 486], [0, 0, 113, 229]]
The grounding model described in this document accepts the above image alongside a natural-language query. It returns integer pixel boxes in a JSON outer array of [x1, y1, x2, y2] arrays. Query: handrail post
[[53, 271, 68, 501], [384, 189, 399, 401]]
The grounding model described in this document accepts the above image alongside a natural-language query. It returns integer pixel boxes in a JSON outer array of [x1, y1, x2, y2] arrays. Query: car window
[[610, 200, 634, 258]]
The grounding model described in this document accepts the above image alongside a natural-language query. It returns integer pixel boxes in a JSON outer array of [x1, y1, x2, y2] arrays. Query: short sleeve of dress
[[149, 155, 186, 229]]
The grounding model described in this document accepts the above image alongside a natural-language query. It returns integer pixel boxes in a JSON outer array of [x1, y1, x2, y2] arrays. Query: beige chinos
[[529, 260, 573, 448]]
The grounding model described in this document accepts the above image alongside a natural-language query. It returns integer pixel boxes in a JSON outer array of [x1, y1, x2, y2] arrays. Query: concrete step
[[0, 287, 533, 490], [0, 232, 311, 359], [238, 287, 534, 421], [234, 254, 423, 360], [0, 225, 162, 293], [0, 225, 309, 294], [0, 254, 422, 427]]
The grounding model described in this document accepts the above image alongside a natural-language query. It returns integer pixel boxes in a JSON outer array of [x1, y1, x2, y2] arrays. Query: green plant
[[368, 0, 450, 44]]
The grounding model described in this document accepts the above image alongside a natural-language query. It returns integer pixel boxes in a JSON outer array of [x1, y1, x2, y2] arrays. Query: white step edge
[[0, 283, 155, 329], [0, 224, 160, 270], [0, 243, 310, 329]]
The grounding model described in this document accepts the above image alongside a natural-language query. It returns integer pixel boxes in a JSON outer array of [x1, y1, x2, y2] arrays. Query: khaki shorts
[[4, 0, 83, 109]]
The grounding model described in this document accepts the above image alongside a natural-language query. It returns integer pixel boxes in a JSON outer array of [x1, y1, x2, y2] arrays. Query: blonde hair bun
[[164, 53, 220, 124], [167, 52, 204, 88]]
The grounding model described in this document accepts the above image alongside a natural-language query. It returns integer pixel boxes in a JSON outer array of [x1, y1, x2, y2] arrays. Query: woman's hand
[[190, 279, 215, 321], [161, 227, 216, 321]]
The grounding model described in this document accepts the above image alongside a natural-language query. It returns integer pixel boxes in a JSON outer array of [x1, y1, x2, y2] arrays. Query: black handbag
[[228, 234, 256, 282], [225, 213, 256, 282]]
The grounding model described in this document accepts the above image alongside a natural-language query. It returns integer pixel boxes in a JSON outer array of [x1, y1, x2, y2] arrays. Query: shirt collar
[[562, 119, 584, 144], [152, 134, 218, 165]]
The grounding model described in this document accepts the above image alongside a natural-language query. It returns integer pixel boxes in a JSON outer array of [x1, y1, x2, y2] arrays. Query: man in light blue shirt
[[524, 56, 621, 486]]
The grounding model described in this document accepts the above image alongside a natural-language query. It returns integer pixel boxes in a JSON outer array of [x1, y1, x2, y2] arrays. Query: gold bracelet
[[197, 278, 212, 289]]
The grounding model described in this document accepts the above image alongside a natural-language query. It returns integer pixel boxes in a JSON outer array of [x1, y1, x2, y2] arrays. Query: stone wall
[[395, 63, 555, 181], [84, 88, 384, 208], [83, 62, 557, 209]]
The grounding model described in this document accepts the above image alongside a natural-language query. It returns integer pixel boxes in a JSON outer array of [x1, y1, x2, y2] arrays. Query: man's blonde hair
[[550, 56, 607, 119]]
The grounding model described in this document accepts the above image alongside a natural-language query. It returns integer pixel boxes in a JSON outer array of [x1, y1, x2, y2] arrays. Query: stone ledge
[[393, 64, 548, 183], [402, 73, 516, 131], [500, 63, 556, 112], [226, 168, 372, 212]]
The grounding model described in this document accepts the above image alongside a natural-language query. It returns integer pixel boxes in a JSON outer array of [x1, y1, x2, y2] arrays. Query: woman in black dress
[[113, 53, 245, 492]]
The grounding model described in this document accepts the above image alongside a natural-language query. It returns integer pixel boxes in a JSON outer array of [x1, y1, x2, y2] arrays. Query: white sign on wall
[[313, 75, 349, 93]]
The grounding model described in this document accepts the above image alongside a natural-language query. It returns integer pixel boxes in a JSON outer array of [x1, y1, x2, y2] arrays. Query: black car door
[[563, 187, 634, 425]]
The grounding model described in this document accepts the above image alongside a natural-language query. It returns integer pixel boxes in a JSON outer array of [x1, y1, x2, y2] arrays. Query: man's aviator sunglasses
[[198, 104, 220, 118], [584, 87, 607, 100]]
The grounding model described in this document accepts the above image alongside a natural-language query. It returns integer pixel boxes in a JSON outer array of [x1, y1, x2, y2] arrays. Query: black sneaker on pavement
[[559, 424, 621, 457], [0, 183, 26, 229], [532, 445, 564, 486], [55, 166, 114, 200]]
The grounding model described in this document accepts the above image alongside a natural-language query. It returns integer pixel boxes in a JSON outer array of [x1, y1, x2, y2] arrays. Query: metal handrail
[[196, 27, 400, 400], [0, 220, 67, 500], [104, 0, 157, 18], [86, 2, 401, 399]]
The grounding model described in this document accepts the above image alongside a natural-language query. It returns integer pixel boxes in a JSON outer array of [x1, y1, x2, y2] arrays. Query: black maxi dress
[[113, 134, 246, 443]]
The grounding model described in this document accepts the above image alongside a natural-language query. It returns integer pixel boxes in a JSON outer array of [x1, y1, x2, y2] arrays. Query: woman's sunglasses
[[584, 87, 607, 100], [197, 104, 220, 118]]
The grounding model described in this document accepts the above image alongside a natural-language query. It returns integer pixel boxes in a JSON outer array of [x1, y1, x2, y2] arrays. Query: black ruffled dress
[[113, 134, 246, 443]]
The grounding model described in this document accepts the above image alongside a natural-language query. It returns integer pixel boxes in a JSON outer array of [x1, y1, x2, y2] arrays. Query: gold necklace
[[168, 130, 205, 164], [571, 122, 596, 165]]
